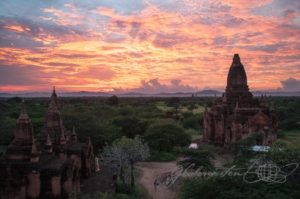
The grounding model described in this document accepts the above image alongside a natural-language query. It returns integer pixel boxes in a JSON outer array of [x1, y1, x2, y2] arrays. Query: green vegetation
[[1, 96, 300, 197], [147, 151, 177, 162], [176, 148, 214, 170], [277, 130, 300, 148], [180, 176, 300, 199], [273, 97, 300, 130], [101, 136, 150, 188], [267, 141, 300, 166], [71, 185, 148, 199], [144, 120, 191, 152]]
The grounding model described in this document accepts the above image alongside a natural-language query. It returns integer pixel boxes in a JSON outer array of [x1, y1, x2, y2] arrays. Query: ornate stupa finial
[[45, 133, 53, 153], [21, 99, 26, 114], [14, 100, 33, 142], [31, 138, 38, 155], [30, 138, 39, 163], [18, 99, 29, 120], [46, 133, 52, 146], [233, 54, 241, 64], [49, 86, 59, 108], [60, 130, 66, 145], [71, 126, 78, 143]]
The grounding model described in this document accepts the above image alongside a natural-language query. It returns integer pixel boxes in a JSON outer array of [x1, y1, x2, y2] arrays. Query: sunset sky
[[0, 0, 300, 93]]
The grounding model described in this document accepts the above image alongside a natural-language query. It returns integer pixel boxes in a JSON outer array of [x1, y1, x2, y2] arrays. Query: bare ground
[[211, 153, 234, 169], [135, 152, 234, 199], [135, 161, 178, 199]]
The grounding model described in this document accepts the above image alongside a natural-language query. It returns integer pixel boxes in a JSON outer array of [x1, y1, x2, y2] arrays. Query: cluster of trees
[[0, 96, 199, 151], [180, 175, 300, 199], [272, 97, 300, 130]]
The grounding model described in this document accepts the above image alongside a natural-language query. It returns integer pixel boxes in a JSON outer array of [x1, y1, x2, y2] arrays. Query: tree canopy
[[144, 120, 191, 152]]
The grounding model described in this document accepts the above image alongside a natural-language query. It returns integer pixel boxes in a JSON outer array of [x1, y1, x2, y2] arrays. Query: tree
[[112, 116, 148, 138], [167, 97, 180, 118], [144, 120, 191, 152], [182, 114, 202, 130], [101, 136, 150, 188], [107, 95, 119, 106]]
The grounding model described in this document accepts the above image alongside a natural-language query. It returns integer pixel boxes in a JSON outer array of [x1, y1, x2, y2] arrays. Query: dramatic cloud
[[114, 78, 197, 93], [280, 78, 300, 92], [0, 0, 300, 92], [0, 64, 48, 87]]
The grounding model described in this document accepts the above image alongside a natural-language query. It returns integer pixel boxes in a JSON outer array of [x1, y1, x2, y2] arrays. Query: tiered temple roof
[[203, 54, 277, 146], [0, 88, 95, 199]]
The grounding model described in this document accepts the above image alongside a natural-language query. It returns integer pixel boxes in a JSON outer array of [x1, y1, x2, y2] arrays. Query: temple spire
[[21, 99, 27, 115], [232, 54, 241, 65], [225, 54, 252, 106], [71, 126, 78, 143], [50, 86, 59, 107], [60, 130, 66, 145], [30, 138, 39, 163], [46, 133, 52, 146], [14, 102, 33, 143], [45, 133, 53, 153], [31, 138, 38, 154]]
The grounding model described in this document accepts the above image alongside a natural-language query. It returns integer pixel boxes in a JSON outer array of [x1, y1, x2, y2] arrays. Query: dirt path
[[135, 161, 178, 199], [211, 153, 234, 169]]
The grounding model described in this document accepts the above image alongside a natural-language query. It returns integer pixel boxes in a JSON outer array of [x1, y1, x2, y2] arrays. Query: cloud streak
[[0, 0, 300, 92]]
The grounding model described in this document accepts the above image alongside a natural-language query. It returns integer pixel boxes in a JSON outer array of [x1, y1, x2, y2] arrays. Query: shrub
[[147, 151, 177, 162], [144, 120, 191, 152]]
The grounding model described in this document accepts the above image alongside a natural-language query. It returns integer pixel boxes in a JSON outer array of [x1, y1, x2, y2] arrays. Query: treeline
[[0, 96, 210, 151]]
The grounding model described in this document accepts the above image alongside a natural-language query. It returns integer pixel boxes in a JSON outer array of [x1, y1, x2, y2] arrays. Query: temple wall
[[51, 176, 61, 197], [59, 152, 67, 161], [27, 172, 40, 199], [214, 117, 224, 145], [63, 178, 73, 195]]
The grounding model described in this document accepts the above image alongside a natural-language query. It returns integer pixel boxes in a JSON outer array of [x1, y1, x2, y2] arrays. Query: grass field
[[278, 130, 300, 148], [156, 101, 205, 114]]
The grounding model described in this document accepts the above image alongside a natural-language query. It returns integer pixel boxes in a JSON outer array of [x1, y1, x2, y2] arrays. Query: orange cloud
[[0, 0, 300, 92], [4, 25, 29, 33]]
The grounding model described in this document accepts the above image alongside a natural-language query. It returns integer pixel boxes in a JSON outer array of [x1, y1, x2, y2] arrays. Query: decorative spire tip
[[233, 54, 241, 64]]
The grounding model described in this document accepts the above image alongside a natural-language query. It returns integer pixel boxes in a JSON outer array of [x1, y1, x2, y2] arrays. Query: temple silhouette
[[0, 88, 95, 199], [203, 54, 277, 146]]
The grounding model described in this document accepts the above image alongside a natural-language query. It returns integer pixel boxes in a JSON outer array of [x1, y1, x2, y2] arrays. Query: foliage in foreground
[[176, 148, 214, 171], [101, 136, 150, 187], [70, 185, 148, 199], [267, 141, 300, 166], [180, 176, 300, 199]]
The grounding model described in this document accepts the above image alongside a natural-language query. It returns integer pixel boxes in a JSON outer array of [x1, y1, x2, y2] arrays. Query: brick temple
[[203, 54, 277, 146], [0, 88, 95, 199]]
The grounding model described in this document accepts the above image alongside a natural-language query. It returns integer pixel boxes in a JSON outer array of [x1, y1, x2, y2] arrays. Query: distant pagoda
[[203, 54, 277, 146]]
